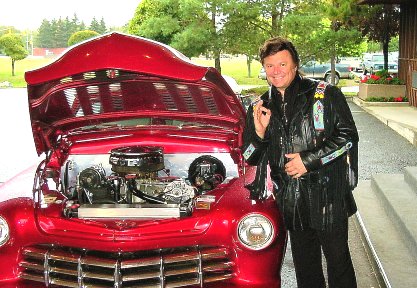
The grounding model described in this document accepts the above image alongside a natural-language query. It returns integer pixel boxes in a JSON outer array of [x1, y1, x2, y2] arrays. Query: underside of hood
[[24, 33, 246, 155]]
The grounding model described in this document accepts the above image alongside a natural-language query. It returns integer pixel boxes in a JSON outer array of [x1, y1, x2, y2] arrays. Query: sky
[[0, 0, 142, 30]]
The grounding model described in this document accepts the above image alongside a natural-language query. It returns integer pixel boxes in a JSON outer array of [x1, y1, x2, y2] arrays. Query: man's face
[[263, 50, 297, 94]]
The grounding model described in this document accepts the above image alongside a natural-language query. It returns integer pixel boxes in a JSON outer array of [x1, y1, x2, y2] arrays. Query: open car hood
[[25, 32, 246, 155]]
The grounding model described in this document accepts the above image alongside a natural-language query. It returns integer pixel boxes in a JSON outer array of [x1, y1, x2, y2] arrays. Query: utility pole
[[25, 32, 33, 56]]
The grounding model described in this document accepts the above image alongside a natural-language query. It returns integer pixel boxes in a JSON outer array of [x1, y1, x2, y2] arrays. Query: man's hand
[[253, 100, 271, 139], [284, 153, 307, 178]]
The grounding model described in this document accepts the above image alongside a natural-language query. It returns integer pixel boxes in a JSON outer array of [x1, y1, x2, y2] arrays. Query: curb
[[353, 212, 390, 288]]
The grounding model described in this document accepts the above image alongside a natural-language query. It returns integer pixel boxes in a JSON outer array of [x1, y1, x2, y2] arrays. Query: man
[[242, 37, 359, 288]]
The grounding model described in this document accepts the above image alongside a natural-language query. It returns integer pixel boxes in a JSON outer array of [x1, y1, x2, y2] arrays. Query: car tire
[[325, 74, 340, 85]]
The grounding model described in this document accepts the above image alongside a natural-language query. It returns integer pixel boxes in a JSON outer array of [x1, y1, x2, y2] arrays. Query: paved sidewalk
[[350, 98, 417, 288], [352, 97, 417, 147], [341, 85, 359, 94]]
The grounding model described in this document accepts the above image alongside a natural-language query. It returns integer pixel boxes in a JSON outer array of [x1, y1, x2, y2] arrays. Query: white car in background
[[222, 74, 242, 94], [258, 67, 266, 80], [339, 56, 363, 72], [361, 53, 398, 75]]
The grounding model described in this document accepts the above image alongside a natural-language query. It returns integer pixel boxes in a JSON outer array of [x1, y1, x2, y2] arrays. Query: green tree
[[68, 30, 100, 46], [129, 0, 233, 73], [170, 0, 214, 59], [128, 0, 366, 80], [129, 0, 182, 44], [70, 14, 82, 34], [348, 3, 399, 71], [282, 7, 324, 61], [0, 33, 28, 76], [221, 0, 268, 77], [255, 0, 293, 37], [90, 17, 100, 33], [35, 14, 101, 48], [64, 17, 78, 46], [282, 0, 363, 84], [36, 19, 54, 48], [0, 26, 17, 54], [54, 18, 69, 47], [99, 18, 107, 34], [389, 36, 399, 52], [0, 26, 16, 36], [90, 17, 107, 34], [323, 0, 364, 84], [216, 0, 323, 78]]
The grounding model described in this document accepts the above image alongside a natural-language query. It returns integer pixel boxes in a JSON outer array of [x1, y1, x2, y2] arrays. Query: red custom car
[[0, 32, 286, 288]]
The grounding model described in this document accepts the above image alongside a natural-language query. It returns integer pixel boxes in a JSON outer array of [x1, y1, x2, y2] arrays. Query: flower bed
[[366, 96, 408, 102], [358, 70, 406, 102]]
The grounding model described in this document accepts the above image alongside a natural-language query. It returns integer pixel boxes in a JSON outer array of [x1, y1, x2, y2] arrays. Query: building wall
[[399, 1, 417, 107]]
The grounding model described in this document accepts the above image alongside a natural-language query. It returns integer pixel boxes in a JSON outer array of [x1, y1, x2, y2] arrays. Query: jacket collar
[[291, 76, 318, 113], [297, 75, 317, 95]]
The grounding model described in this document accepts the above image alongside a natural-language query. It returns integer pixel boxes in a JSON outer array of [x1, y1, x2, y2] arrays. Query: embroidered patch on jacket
[[320, 142, 352, 165], [313, 100, 324, 131], [243, 143, 256, 160], [314, 81, 327, 99]]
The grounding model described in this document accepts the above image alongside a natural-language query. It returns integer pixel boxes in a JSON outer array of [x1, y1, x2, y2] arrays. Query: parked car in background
[[258, 67, 266, 80], [0, 32, 286, 288], [361, 53, 398, 75], [222, 74, 253, 110], [339, 56, 363, 72], [299, 61, 353, 85], [222, 74, 242, 95]]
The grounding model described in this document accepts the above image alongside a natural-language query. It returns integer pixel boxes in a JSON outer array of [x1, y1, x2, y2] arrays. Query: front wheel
[[325, 74, 340, 85]]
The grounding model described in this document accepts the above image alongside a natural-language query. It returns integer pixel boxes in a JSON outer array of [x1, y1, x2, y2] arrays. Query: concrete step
[[354, 180, 417, 288], [371, 173, 417, 261], [404, 166, 417, 195]]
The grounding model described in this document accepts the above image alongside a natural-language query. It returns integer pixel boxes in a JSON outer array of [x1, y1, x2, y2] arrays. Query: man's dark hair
[[259, 37, 300, 67]]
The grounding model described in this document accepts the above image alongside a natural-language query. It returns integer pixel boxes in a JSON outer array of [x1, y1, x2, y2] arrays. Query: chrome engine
[[59, 146, 231, 219]]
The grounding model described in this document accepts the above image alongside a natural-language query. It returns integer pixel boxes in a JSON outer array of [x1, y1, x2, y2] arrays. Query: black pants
[[289, 220, 357, 288]]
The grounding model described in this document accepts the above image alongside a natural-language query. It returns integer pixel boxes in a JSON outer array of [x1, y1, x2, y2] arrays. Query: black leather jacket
[[243, 75, 359, 231]]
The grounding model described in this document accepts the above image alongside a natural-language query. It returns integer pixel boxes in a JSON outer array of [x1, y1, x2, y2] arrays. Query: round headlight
[[237, 213, 274, 250], [0, 216, 10, 246]]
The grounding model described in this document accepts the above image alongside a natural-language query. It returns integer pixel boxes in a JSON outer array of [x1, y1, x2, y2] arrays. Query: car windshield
[[372, 55, 384, 62], [69, 118, 227, 133]]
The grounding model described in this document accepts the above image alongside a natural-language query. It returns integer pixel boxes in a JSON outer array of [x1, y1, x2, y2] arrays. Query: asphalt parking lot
[[0, 88, 40, 183]]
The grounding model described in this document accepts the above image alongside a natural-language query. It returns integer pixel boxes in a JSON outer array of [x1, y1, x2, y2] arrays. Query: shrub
[[366, 96, 408, 102], [68, 30, 100, 47]]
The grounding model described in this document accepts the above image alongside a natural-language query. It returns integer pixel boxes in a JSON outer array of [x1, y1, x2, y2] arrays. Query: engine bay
[[54, 145, 238, 219]]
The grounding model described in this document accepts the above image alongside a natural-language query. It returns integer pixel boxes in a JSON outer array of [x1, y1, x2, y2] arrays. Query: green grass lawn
[[192, 57, 267, 86], [0, 57, 53, 87]]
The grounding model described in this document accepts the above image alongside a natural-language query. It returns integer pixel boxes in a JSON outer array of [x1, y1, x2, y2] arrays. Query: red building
[[32, 47, 67, 57]]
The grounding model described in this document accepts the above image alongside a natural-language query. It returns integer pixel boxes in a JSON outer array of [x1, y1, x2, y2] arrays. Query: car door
[[301, 61, 316, 78]]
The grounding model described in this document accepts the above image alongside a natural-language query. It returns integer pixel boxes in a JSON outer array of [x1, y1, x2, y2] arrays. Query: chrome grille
[[19, 245, 234, 288]]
